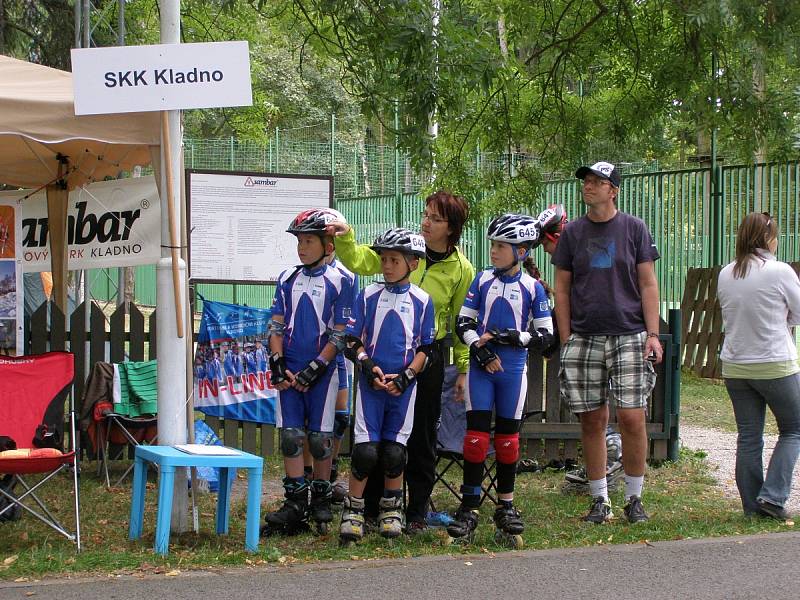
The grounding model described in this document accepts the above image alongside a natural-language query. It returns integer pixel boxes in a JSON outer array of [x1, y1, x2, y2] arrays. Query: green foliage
[[3, 0, 800, 209]]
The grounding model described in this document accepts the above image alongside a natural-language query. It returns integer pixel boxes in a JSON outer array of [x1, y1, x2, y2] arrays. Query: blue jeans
[[724, 374, 800, 513]]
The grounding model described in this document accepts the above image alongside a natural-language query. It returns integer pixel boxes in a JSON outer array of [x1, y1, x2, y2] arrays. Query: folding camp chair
[[82, 360, 157, 487], [0, 351, 81, 550], [433, 365, 543, 508]]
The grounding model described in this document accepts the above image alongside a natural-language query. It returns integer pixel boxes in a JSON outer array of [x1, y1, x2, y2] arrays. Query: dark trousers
[[364, 344, 444, 523]]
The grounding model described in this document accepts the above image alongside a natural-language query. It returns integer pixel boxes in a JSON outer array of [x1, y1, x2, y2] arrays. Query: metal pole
[[117, 0, 128, 307], [74, 0, 82, 49], [330, 114, 336, 177], [667, 308, 682, 462], [117, 0, 125, 44], [157, 0, 189, 533], [711, 50, 723, 266], [82, 0, 89, 48], [394, 103, 402, 227]]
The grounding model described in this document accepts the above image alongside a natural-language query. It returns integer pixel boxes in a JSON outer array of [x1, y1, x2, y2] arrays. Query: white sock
[[588, 478, 609, 501], [625, 474, 644, 501]]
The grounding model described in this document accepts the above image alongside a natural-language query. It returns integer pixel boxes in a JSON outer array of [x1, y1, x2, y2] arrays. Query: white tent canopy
[[0, 54, 161, 310]]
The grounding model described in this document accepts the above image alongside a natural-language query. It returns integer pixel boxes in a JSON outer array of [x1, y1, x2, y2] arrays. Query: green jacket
[[334, 228, 475, 373]]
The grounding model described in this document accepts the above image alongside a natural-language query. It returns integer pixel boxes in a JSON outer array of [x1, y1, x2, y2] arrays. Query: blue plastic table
[[128, 445, 263, 555]]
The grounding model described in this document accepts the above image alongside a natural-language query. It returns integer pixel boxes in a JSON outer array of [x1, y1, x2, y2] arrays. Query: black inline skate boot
[[446, 504, 480, 544], [493, 501, 524, 549], [260, 477, 309, 537], [309, 479, 334, 534]]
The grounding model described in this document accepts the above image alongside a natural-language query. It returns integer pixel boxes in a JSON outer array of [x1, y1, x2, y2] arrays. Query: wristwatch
[[646, 332, 659, 339]]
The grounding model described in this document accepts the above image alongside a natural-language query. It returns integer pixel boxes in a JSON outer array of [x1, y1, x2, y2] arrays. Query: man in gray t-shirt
[[552, 161, 662, 525]]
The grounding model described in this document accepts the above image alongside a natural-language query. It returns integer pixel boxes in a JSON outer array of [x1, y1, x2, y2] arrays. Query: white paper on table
[[174, 444, 242, 456]]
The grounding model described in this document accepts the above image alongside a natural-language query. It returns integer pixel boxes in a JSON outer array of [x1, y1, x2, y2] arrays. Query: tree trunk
[[498, 12, 508, 58]]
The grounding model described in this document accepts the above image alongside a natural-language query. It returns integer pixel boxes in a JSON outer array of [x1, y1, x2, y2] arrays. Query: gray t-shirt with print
[[551, 211, 660, 335]]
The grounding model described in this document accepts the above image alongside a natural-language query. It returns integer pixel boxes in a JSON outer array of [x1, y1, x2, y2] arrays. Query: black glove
[[294, 358, 328, 388], [541, 336, 560, 359], [470, 343, 498, 370], [359, 356, 380, 388], [269, 353, 289, 385], [390, 367, 417, 394], [489, 328, 526, 347], [528, 328, 556, 353]]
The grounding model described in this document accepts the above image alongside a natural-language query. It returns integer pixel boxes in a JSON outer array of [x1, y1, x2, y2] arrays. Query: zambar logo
[[22, 201, 142, 248], [244, 177, 277, 187]]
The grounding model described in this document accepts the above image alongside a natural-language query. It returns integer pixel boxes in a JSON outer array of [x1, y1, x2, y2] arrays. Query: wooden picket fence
[[681, 263, 800, 378], [25, 301, 681, 463]]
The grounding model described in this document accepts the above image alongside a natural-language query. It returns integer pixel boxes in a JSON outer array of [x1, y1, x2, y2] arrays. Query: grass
[[0, 448, 794, 581], [680, 369, 778, 435]]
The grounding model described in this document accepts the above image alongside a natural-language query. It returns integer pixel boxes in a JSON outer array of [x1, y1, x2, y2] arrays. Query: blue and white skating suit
[[271, 262, 355, 432], [223, 350, 243, 378], [461, 269, 553, 419], [243, 350, 258, 375], [346, 282, 435, 445], [330, 258, 359, 393]]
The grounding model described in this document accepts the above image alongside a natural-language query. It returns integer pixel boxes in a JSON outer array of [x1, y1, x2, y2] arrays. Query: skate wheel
[[315, 521, 331, 536], [494, 530, 524, 549], [444, 533, 474, 546]]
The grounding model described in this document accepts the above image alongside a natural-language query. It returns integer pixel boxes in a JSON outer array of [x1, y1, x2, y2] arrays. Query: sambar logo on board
[[243, 177, 277, 187]]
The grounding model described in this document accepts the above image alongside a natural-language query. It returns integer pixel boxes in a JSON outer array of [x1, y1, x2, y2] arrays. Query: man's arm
[[554, 267, 572, 345], [637, 260, 663, 364]]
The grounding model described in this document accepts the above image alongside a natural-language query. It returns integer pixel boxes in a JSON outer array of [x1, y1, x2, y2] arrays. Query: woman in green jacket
[[328, 190, 475, 532]]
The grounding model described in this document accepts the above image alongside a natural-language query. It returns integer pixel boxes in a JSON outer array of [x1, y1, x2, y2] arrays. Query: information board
[[187, 170, 333, 283]]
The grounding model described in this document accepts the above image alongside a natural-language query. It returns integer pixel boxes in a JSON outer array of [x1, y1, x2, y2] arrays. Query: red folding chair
[[0, 352, 81, 550]]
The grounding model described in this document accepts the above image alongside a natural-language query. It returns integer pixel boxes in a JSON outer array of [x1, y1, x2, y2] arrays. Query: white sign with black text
[[71, 41, 252, 115], [188, 171, 332, 283], [0, 177, 161, 272]]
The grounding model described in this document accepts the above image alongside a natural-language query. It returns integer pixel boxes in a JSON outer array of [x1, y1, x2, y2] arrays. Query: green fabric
[[117, 360, 158, 417], [722, 359, 800, 380], [334, 227, 476, 373]]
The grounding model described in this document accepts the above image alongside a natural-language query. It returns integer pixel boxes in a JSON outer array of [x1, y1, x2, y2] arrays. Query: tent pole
[[160, 111, 184, 339]]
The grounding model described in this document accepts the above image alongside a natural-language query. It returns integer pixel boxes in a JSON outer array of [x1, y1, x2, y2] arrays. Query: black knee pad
[[279, 427, 305, 458], [351, 442, 380, 481], [380, 441, 407, 479], [333, 411, 350, 440], [307, 430, 333, 460]]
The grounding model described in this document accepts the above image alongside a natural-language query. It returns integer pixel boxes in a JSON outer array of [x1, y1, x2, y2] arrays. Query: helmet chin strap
[[492, 244, 528, 276], [380, 255, 413, 286], [302, 237, 332, 270]]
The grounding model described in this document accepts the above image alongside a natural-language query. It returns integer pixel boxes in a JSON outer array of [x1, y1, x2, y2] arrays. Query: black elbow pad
[[455, 315, 478, 344]]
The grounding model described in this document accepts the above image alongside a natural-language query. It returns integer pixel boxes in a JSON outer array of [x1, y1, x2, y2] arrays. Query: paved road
[[2, 531, 799, 600]]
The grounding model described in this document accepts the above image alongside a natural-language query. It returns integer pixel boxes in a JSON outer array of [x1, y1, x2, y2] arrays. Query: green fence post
[[476, 143, 485, 266], [330, 113, 336, 177], [394, 103, 402, 227], [667, 308, 682, 461], [275, 127, 280, 172], [230, 136, 235, 171]]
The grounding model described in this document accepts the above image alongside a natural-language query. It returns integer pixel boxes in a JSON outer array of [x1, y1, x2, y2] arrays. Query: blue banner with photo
[[193, 298, 276, 424]]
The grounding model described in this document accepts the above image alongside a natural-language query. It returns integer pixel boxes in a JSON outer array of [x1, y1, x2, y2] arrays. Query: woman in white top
[[717, 212, 800, 520]]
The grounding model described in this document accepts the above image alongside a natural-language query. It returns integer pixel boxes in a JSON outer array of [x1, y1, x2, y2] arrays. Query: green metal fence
[[90, 153, 800, 312]]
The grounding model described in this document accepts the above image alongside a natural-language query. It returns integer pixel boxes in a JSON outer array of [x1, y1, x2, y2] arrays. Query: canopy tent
[[0, 54, 161, 310]]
